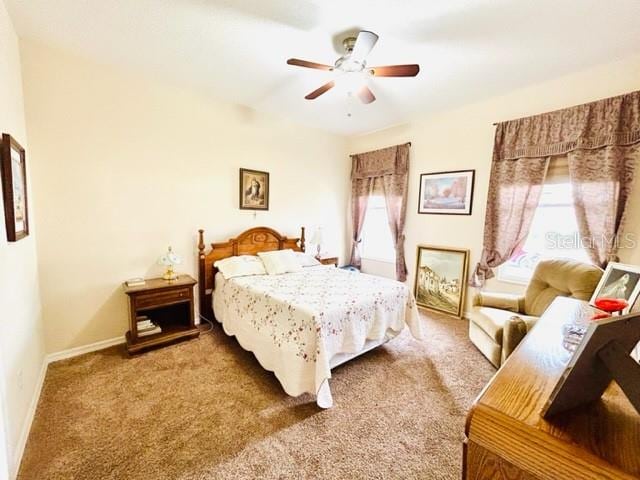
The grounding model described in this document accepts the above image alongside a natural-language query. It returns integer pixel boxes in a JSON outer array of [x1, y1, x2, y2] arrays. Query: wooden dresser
[[464, 297, 640, 480]]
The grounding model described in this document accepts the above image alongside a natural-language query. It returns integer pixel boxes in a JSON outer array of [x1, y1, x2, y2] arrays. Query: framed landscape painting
[[239, 168, 269, 210], [589, 262, 640, 315], [1, 134, 29, 241], [414, 245, 469, 318], [418, 169, 475, 215]]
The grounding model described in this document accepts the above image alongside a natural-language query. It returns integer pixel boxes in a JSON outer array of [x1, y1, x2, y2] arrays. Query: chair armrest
[[473, 292, 525, 313], [501, 315, 538, 365]]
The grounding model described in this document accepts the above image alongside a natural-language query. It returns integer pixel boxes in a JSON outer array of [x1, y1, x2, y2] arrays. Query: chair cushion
[[524, 259, 603, 316], [468, 306, 538, 344]]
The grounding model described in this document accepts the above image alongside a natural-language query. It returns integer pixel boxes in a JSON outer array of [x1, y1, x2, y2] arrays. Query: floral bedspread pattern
[[213, 265, 422, 407]]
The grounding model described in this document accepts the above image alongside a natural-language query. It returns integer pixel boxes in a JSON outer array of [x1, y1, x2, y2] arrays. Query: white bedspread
[[213, 265, 422, 407]]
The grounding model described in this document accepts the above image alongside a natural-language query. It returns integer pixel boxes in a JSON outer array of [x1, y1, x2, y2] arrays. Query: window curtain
[[350, 143, 410, 281], [473, 90, 640, 283]]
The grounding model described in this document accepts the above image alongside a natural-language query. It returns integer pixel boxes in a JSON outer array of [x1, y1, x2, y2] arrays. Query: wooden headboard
[[197, 226, 305, 321]]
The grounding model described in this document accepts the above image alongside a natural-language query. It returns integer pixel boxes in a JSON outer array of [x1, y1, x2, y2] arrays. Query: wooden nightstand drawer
[[135, 287, 191, 309]]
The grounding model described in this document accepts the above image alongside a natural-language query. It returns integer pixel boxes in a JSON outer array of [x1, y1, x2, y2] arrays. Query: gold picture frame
[[414, 245, 469, 318], [239, 168, 269, 210]]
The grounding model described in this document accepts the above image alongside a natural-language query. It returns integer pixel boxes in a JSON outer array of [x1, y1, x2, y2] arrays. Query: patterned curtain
[[473, 155, 549, 283], [350, 143, 410, 280], [350, 177, 373, 268], [473, 90, 640, 282], [568, 144, 638, 266]]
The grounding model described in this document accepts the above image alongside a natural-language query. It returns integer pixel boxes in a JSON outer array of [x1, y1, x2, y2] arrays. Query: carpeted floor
[[19, 312, 495, 480]]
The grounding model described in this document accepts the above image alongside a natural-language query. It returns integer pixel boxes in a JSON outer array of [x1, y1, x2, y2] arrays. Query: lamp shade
[[158, 246, 182, 266], [310, 228, 323, 245]]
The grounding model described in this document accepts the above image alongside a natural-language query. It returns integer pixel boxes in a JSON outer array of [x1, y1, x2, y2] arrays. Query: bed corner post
[[197, 229, 206, 321], [300, 227, 306, 252]]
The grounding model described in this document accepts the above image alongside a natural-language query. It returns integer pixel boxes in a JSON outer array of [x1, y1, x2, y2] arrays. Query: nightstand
[[123, 274, 199, 354], [318, 256, 339, 267]]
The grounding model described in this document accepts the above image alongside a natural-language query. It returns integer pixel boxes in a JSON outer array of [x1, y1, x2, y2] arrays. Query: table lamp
[[310, 228, 323, 259], [158, 246, 181, 281]]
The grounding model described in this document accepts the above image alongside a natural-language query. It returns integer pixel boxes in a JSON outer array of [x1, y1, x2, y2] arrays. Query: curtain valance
[[495, 90, 640, 161], [351, 143, 410, 179]]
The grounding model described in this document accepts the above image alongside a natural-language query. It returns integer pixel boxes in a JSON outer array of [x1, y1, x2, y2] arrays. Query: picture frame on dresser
[[589, 262, 640, 315], [0, 133, 29, 242], [543, 311, 640, 418]]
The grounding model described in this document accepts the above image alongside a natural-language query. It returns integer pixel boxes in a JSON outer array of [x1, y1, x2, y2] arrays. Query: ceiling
[[6, 0, 640, 135]]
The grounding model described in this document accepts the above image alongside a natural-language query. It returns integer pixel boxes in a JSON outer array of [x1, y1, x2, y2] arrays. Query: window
[[498, 181, 591, 284], [360, 196, 395, 262]]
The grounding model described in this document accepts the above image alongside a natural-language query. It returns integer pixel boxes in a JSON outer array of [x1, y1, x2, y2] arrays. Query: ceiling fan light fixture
[[334, 56, 366, 73], [339, 71, 367, 94], [286, 30, 419, 104]]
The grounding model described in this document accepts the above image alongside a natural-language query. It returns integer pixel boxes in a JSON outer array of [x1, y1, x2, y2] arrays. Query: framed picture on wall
[[414, 245, 469, 318], [1, 133, 29, 241], [418, 169, 475, 215], [589, 262, 640, 314], [239, 168, 269, 210]]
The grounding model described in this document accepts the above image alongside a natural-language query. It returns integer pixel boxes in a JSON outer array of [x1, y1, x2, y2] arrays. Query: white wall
[[20, 40, 350, 354], [348, 54, 640, 307], [0, 2, 46, 478]]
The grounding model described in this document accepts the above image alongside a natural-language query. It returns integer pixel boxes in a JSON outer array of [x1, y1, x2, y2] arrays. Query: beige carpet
[[19, 312, 495, 480]]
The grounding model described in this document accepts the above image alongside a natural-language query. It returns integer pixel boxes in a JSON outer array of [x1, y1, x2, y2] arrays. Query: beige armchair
[[468, 259, 603, 367]]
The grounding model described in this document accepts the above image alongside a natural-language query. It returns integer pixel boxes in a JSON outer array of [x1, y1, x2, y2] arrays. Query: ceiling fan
[[287, 30, 419, 104]]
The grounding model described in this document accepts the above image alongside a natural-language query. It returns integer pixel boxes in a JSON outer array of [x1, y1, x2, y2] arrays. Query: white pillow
[[258, 249, 303, 275], [293, 251, 321, 267], [214, 255, 266, 280]]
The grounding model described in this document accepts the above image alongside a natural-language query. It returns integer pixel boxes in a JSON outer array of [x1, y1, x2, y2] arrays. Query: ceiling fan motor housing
[[342, 36, 357, 53], [336, 36, 365, 72]]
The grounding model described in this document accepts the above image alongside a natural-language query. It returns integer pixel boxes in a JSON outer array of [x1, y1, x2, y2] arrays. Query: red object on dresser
[[594, 297, 629, 314]]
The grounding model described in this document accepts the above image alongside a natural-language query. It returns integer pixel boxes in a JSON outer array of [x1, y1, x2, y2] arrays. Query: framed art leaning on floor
[[414, 245, 469, 318]]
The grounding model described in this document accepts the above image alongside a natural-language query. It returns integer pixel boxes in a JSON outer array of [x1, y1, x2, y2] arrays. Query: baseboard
[[46, 336, 125, 364], [11, 336, 126, 478], [11, 357, 47, 480]]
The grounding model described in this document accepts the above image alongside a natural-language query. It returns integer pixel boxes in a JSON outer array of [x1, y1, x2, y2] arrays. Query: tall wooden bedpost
[[300, 227, 306, 252], [197, 229, 207, 321]]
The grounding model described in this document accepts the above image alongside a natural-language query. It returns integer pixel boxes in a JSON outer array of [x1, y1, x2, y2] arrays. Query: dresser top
[[468, 297, 640, 478], [123, 274, 196, 295]]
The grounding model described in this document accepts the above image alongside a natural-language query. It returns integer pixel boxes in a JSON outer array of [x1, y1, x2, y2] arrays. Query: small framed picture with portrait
[[239, 168, 269, 211], [590, 262, 640, 314]]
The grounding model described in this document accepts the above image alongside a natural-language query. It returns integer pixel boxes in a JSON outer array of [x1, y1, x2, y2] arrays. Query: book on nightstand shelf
[[136, 315, 162, 336], [138, 325, 162, 337], [125, 277, 146, 287]]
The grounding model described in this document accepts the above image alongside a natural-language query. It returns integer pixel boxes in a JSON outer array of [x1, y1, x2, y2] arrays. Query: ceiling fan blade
[[305, 81, 335, 100], [350, 31, 379, 63], [357, 85, 376, 104], [369, 64, 420, 77], [287, 58, 333, 71]]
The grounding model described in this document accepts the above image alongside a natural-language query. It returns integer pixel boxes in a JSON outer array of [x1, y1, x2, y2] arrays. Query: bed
[[197, 227, 422, 407]]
